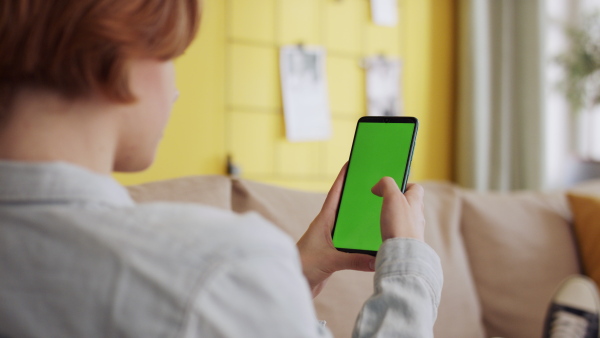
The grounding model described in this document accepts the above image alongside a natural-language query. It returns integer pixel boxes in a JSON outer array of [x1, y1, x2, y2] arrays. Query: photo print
[[365, 56, 402, 117], [280, 45, 331, 142], [370, 0, 398, 26]]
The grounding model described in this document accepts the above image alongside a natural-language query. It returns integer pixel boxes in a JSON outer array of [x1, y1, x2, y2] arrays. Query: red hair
[[0, 0, 201, 110]]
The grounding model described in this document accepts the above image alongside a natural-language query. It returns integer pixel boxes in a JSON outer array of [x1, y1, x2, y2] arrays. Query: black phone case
[[331, 116, 419, 257]]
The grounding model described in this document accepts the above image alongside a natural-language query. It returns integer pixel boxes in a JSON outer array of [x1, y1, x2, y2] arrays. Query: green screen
[[332, 121, 416, 252]]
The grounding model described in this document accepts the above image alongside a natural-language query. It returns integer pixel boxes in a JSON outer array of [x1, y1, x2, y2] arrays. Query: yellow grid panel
[[229, 111, 280, 176], [117, 0, 455, 191], [323, 0, 364, 55], [327, 55, 365, 116], [324, 119, 357, 176], [278, 0, 321, 45], [276, 139, 322, 176], [229, 0, 275, 43], [229, 44, 281, 110]]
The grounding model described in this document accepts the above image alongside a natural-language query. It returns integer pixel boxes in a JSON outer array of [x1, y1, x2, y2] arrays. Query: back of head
[[0, 0, 201, 117]]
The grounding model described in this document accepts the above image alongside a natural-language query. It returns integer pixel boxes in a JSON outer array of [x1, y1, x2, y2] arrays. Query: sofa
[[125, 176, 600, 338]]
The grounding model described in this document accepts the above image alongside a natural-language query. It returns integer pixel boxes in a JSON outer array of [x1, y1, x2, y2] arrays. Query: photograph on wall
[[365, 56, 402, 116], [370, 0, 398, 26], [280, 45, 331, 142]]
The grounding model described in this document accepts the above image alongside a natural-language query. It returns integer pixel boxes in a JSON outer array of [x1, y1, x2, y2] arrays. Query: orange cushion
[[567, 193, 600, 287]]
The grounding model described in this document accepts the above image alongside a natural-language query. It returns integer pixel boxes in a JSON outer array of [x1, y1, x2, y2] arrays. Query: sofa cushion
[[420, 182, 486, 338], [461, 190, 579, 338], [126, 175, 232, 210], [232, 178, 485, 338], [567, 193, 600, 289]]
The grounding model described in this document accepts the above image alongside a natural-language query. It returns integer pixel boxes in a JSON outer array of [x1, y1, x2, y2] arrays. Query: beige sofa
[[126, 176, 600, 338]]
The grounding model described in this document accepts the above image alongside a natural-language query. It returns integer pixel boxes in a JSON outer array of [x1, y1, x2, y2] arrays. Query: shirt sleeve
[[184, 234, 441, 338], [352, 238, 444, 338], [183, 239, 334, 338]]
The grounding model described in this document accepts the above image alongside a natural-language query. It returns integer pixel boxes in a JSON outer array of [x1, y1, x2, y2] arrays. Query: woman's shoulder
[[106, 202, 299, 262]]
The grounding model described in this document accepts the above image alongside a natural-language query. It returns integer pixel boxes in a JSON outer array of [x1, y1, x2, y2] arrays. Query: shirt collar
[[0, 160, 134, 207]]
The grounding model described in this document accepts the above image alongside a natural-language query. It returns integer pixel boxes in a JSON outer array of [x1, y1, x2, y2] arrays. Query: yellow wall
[[115, 0, 456, 192], [404, 0, 456, 185]]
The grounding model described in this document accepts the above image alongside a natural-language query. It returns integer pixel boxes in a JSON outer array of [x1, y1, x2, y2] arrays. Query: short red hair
[[0, 0, 201, 110]]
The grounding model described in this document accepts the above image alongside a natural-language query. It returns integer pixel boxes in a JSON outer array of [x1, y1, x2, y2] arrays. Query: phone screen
[[331, 116, 418, 255]]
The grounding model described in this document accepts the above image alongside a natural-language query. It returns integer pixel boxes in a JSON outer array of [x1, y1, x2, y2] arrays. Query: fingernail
[[369, 260, 375, 271]]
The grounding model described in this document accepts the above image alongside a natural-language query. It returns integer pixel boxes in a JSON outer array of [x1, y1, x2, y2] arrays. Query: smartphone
[[331, 116, 419, 256]]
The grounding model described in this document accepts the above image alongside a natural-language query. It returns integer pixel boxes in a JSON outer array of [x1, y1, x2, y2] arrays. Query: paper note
[[365, 56, 402, 116], [280, 46, 332, 142], [371, 0, 398, 27]]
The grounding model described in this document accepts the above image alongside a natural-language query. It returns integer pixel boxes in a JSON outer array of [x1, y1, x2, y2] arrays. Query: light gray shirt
[[0, 161, 442, 337]]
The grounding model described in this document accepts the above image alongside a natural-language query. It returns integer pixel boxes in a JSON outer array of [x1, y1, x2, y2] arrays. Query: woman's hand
[[297, 163, 376, 298], [297, 165, 427, 298], [371, 177, 425, 242]]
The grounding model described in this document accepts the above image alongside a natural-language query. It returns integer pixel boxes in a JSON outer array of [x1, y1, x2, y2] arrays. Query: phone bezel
[[331, 116, 419, 257]]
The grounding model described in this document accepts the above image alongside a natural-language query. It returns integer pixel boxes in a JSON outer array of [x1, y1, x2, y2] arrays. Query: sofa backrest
[[229, 178, 489, 337], [229, 179, 488, 337], [125, 176, 595, 338], [126, 175, 232, 210]]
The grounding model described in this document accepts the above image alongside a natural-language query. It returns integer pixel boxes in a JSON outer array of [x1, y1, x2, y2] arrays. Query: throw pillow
[[461, 190, 579, 338], [567, 193, 600, 288]]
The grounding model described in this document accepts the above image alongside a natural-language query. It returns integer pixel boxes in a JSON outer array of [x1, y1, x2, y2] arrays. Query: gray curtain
[[456, 0, 545, 191]]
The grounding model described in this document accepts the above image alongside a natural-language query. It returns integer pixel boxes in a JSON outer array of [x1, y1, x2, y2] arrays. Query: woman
[[0, 0, 442, 336]]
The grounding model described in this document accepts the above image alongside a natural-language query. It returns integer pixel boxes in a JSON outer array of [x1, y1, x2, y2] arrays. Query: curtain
[[456, 0, 545, 191]]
